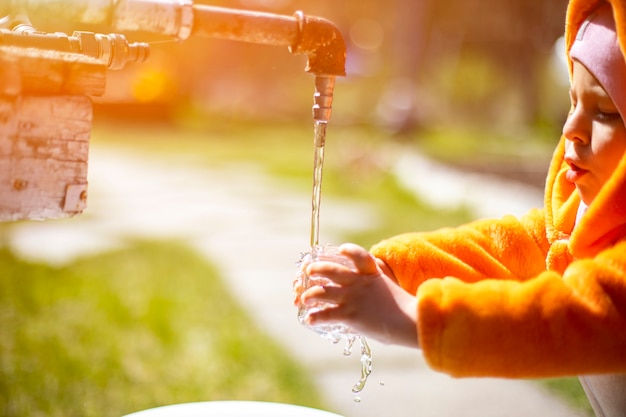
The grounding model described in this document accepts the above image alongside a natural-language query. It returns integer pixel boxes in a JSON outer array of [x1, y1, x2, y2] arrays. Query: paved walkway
[[6, 144, 586, 417]]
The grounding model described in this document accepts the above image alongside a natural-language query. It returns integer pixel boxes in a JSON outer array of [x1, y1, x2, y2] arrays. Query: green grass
[[0, 240, 324, 417], [538, 378, 594, 416]]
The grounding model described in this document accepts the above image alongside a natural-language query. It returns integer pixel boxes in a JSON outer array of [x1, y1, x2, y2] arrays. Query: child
[[297, 0, 626, 415]]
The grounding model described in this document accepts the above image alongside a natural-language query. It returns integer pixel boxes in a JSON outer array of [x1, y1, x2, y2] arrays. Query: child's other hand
[[301, 243, 419, 348]]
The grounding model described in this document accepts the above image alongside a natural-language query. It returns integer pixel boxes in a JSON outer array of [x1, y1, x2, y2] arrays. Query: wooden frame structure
[[0, 45, 106, 221]]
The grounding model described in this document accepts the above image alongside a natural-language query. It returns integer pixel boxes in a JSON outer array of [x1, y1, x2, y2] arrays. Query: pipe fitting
[[312, 75, 335, 122], [289, 12, 346, 77], [80, 32, 150, 70], [191, 5, 346, 77], [0, 27, 149, 70]]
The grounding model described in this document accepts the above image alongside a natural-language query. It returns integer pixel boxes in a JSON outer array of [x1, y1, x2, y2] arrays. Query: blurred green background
[[1, 0, 594, 416]]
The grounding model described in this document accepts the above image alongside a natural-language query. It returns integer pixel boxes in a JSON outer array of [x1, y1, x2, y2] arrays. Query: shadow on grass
[[0, 240, 325, 417]]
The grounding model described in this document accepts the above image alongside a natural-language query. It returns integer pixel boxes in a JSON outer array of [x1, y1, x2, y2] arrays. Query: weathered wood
[[0, 46, 101, 221], [0, 46, 107, 97], [0, 95, 91, 221]]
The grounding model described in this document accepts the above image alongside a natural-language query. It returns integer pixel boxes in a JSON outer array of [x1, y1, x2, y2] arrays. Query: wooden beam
[[0, 45, 107, 97], [0, 95, 92, 221], [0, 45, 105, 221]]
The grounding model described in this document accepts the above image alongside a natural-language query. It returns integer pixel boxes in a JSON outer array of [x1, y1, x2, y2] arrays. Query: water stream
[[310, 121, 326, 247], [307, 120, 372, 396]]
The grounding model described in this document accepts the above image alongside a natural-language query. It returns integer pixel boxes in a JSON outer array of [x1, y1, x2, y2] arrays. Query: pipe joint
[[289, 12, 346, 77]]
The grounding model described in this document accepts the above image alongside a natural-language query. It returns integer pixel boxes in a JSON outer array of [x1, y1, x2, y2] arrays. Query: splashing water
[[344, 336, 372, 393], [296, 245, 355, 342]]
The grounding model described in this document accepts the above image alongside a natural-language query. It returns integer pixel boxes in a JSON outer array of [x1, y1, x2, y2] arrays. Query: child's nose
[[562, 108, 591, 144]]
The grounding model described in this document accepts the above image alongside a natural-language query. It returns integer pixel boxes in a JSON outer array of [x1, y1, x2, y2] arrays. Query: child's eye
[[598, 110, 622, 121]]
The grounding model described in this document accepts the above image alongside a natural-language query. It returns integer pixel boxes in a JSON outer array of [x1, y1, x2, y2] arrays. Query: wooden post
[[0, 45, 106, 221]]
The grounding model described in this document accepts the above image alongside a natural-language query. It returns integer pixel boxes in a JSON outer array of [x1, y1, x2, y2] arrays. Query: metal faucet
[[188, 4, 346, 123], [4, 0, 347, 122]]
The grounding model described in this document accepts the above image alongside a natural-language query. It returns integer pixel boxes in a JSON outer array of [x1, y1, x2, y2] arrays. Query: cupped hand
[[300, 243, 419, 348]]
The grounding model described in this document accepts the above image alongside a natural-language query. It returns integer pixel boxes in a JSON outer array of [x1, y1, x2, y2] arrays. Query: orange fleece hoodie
[[370, 0, 626, 378]]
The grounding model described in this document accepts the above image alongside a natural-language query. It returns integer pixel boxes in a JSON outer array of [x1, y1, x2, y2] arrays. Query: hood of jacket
[[547, 0, 626, 258]]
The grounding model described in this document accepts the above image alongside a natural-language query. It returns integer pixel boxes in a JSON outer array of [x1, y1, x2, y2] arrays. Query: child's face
[[563, 61, 626, 205]]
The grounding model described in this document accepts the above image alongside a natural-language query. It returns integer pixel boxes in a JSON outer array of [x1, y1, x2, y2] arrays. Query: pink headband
[[570, 3, 626, 120]]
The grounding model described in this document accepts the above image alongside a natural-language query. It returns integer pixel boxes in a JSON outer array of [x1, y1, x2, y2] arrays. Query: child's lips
[[565, 159, 588, 183]]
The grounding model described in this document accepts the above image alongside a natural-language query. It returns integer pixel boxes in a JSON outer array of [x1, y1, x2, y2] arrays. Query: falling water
[[305, 119, 373, 396], [310, 120, 326, 247], [343, 336, 372, 394]]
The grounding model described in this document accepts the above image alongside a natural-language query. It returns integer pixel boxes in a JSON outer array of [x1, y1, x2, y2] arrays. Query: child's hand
[[292, 270, 306, 306], [300, 243, 419, 348]]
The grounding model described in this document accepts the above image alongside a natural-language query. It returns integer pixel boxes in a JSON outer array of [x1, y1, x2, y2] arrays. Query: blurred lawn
[[0, 240, 325, 417], [91, 117, 475, 248]]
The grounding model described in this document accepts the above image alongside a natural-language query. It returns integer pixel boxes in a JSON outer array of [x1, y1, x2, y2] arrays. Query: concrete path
[[6, 144, 586, 417]]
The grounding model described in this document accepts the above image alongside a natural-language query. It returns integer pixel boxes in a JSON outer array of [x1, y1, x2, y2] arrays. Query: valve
[[73, 31, 150, 70], [0, 17, 149, 70]]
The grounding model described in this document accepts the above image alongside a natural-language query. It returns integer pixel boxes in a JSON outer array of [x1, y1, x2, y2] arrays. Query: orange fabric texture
[[370, 0, 626, 378]]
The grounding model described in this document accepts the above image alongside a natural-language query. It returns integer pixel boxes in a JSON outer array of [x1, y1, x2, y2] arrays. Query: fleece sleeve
[[370, 208, 550, 294], [371, 210, 626, 377]]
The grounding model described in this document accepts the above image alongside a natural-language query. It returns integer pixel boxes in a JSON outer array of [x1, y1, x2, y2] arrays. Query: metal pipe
[[4, 0, 346, 77], [4, 0, 346, 119], [114, 0, 194, 40], [3, 0, 194, 39], [0, 23, 149, 70], [190, 5, 296, 47], [191, 5, 346, 77]]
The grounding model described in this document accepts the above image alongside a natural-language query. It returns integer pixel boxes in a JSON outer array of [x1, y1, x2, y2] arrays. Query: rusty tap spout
[[190, 4, 346, 77], [288, 11, 346, 77]]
